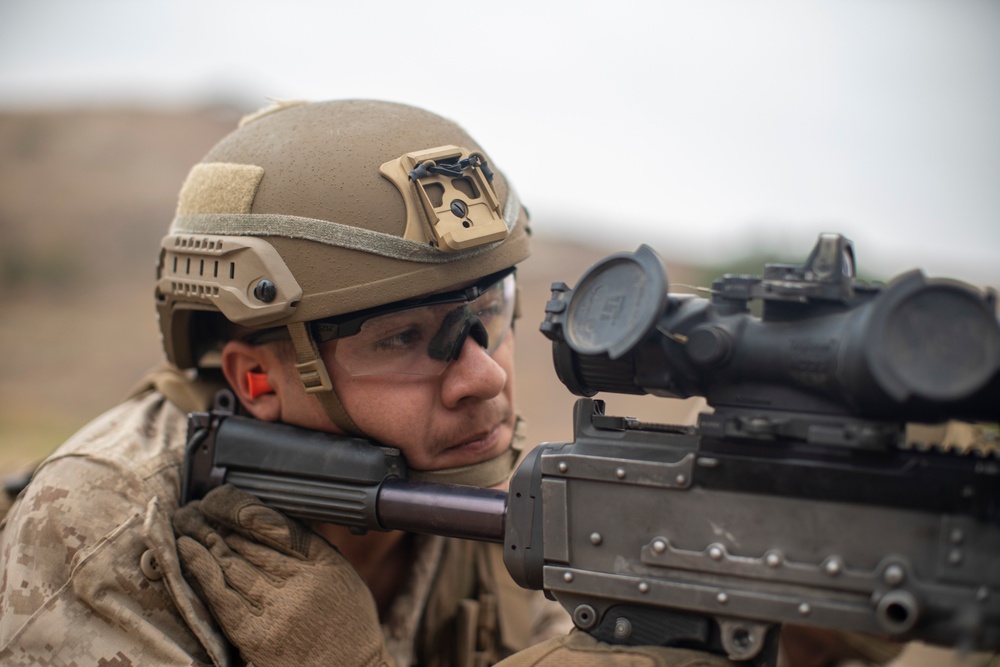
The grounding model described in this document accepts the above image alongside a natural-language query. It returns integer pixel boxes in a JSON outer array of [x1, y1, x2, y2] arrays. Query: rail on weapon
[[182, 233, 1000, 666]]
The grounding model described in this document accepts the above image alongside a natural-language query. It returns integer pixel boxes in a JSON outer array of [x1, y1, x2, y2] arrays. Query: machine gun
[[182, 233, 1000, 664]]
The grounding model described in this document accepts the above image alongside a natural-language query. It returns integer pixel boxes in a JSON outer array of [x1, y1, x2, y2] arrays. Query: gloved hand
[[493, 630, 738, 667], [173, 485, 393, 667]]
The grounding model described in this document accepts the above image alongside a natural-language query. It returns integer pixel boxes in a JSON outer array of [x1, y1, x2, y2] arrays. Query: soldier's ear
[[221, 340, 281, 422]]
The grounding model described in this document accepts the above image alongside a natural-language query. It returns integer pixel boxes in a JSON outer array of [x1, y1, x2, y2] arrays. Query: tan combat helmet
[[155, 99, 531, 441]]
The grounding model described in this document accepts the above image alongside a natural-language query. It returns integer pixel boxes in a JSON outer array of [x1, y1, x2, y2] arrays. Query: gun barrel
[[377, 478, 507, 542]]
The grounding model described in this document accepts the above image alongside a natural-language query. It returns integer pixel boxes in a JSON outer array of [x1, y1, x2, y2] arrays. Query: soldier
[[0, 99, 900, 667], [0, 99, 718, 666]]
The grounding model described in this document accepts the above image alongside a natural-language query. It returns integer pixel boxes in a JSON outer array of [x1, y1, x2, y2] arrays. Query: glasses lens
[[333, 273, 515, 376]]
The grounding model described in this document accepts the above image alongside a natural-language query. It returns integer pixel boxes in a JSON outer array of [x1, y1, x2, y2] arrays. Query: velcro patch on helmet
[[380, 145, 510, 252], [176, 162, 265, 216]]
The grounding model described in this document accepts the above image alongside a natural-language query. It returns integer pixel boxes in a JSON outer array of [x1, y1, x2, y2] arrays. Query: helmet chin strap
[[286, 320, 522, 488], [286, 321, 364, 437]]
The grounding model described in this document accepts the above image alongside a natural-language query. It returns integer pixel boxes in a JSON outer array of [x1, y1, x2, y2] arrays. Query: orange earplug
[[246, 372, 274, 399]]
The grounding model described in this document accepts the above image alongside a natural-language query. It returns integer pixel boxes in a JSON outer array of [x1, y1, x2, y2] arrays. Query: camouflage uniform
[[0, 389, 568, 666]]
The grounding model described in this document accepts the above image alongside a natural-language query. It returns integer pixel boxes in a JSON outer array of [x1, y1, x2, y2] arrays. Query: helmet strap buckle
[[287, 322, 364, 437]]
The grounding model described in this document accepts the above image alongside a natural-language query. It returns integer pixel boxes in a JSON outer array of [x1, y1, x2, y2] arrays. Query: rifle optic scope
[[540, 234, 1000, 427]]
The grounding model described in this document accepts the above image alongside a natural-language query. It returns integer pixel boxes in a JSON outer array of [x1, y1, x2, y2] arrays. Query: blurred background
[[0, 3, 998, 661]]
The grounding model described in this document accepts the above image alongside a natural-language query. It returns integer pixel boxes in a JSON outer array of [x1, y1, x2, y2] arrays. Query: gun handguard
[[181, 404, 505, 542]]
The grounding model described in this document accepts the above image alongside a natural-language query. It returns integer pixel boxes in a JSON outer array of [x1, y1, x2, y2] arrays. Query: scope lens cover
[[865, 272, 1000, 402], [564, 244, 668, 359]]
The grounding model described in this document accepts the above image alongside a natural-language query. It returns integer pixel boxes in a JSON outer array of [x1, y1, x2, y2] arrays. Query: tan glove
[[173, 484, 393, 667], [494, 630, 739, 667]]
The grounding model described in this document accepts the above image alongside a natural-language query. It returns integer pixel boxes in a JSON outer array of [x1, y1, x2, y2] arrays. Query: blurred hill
[[1, 107, 241, 467], [0, 107, 707, 470]]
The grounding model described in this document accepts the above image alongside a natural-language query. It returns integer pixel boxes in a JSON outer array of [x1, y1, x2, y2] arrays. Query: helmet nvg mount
[[155, 100, 531, 454]]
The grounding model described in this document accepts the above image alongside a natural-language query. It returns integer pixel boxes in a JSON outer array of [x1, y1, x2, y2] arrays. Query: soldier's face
[[275, 330, 517, 474]]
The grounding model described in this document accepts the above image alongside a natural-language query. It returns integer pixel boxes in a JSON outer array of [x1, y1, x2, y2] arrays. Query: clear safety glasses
[[248, 268, 517, 377]]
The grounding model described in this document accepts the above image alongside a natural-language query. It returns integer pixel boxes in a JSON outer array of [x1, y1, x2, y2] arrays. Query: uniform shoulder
[[43, 390, 189, 484]]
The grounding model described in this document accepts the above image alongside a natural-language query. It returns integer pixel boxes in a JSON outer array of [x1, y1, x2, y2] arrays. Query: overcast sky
[[1, 0, 997, 287]]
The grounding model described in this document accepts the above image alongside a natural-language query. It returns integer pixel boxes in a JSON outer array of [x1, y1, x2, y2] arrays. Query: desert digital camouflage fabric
[[0, 391, 227, 665], [0, 388, 567, 666]]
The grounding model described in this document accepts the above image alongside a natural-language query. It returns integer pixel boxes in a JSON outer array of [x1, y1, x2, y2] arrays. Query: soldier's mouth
[[445, 422, 505, 458]]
